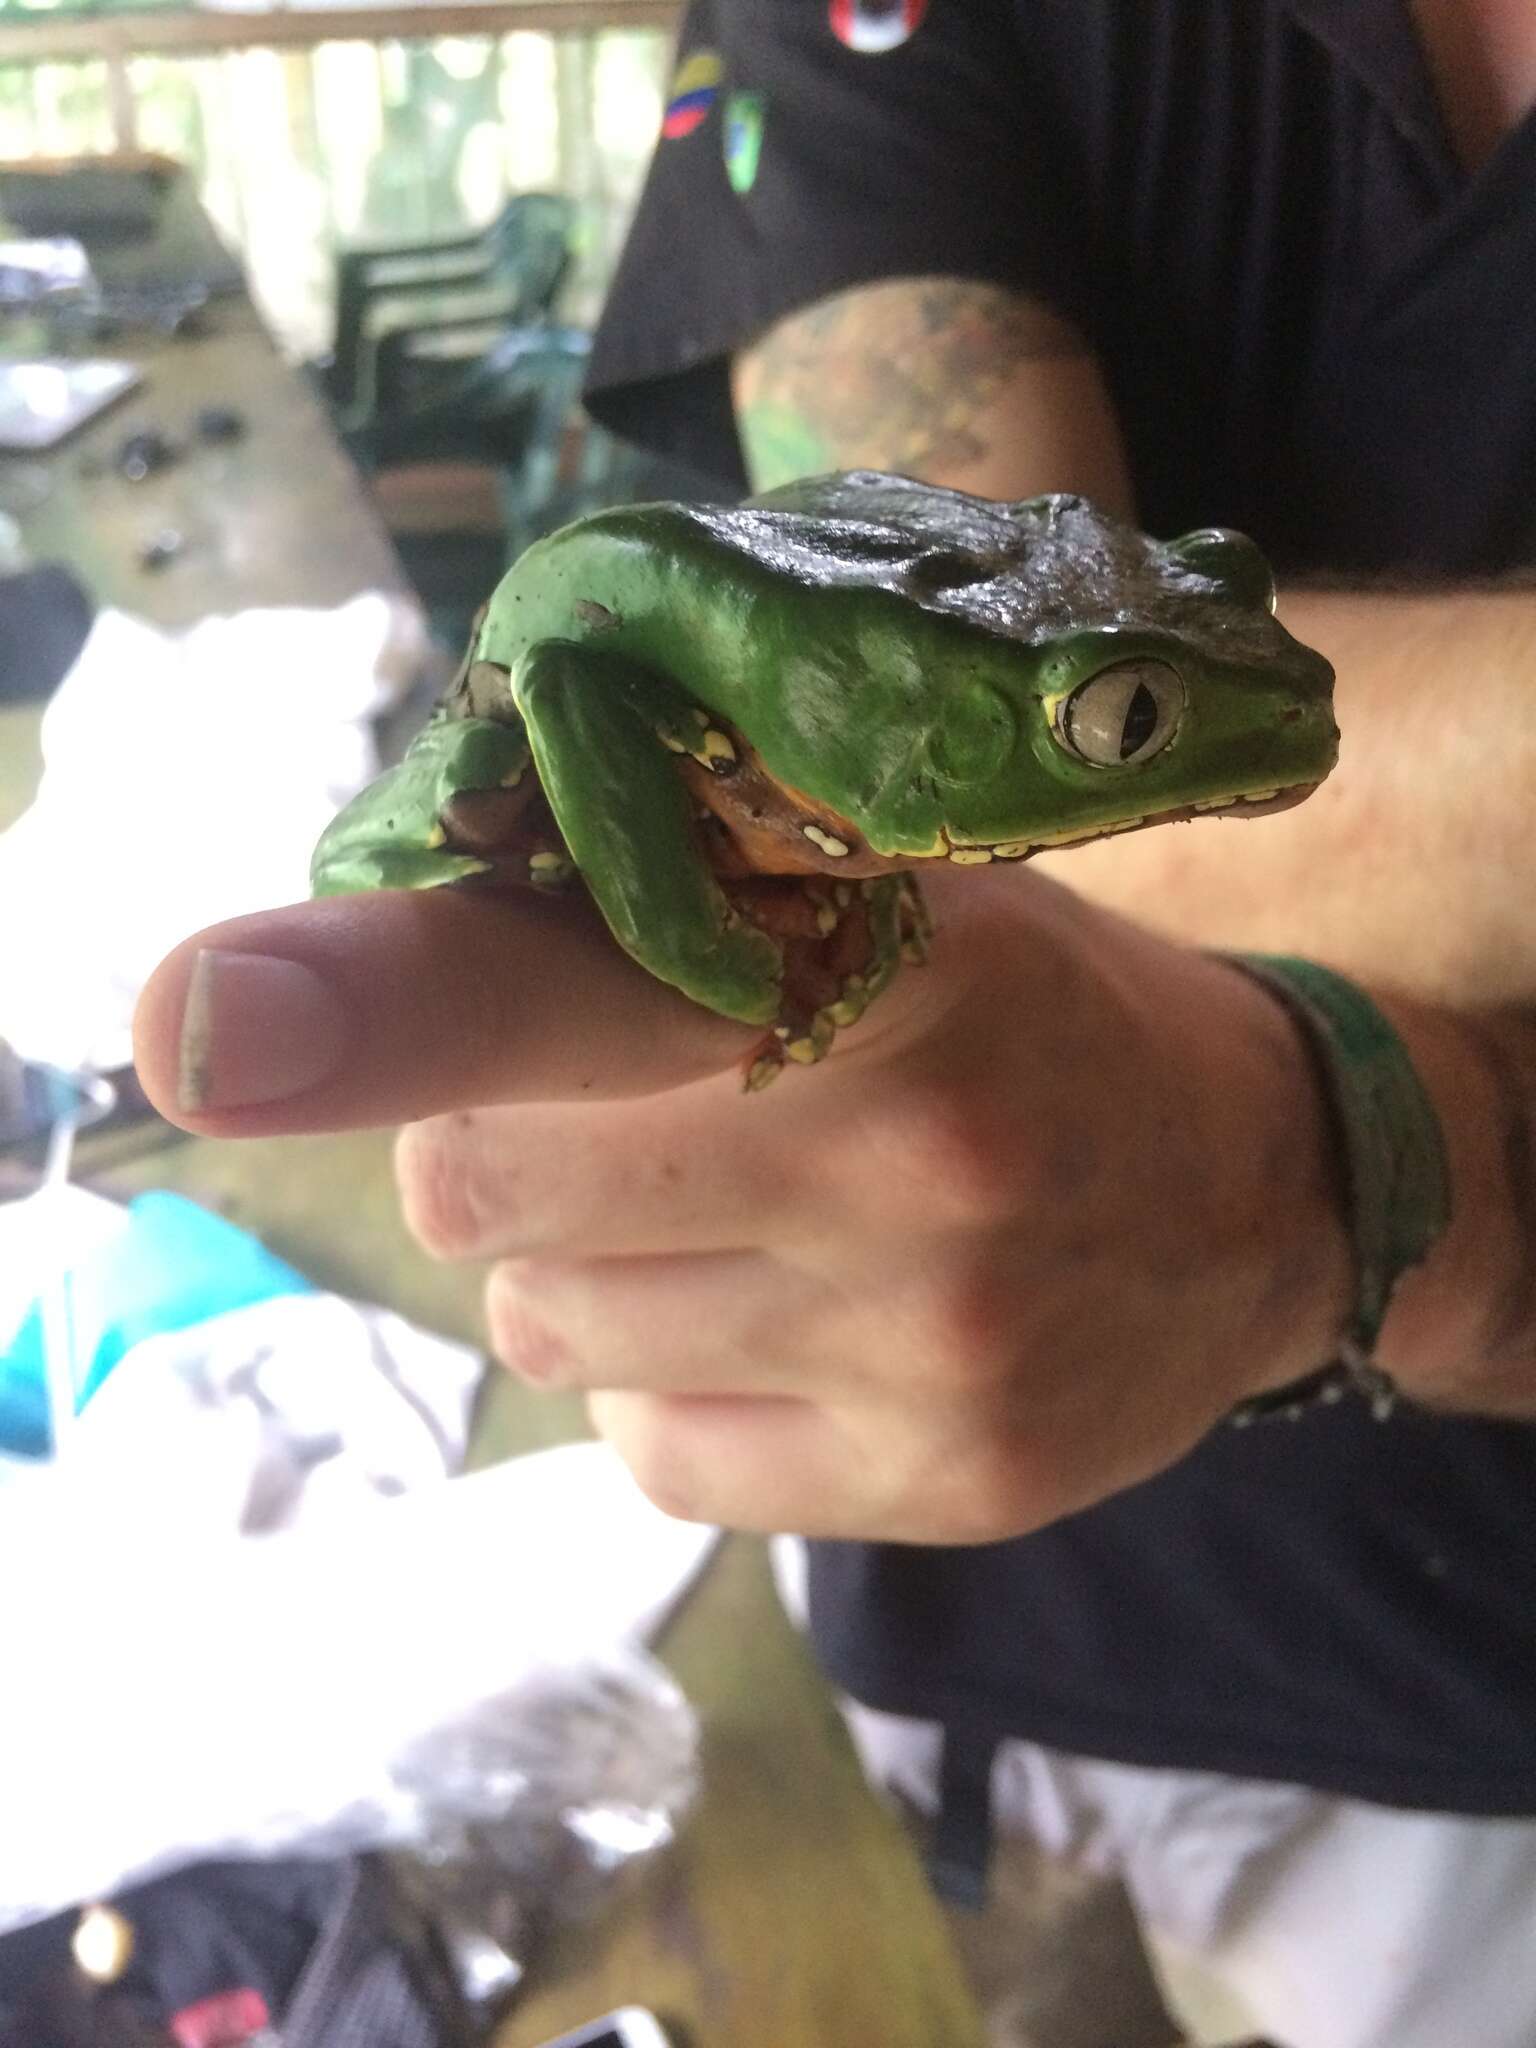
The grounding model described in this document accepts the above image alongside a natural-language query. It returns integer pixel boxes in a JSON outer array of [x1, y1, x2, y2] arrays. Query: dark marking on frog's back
[[612, 471, 1306, 672]]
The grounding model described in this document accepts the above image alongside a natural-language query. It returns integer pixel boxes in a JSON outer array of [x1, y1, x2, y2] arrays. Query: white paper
[[0, 593, 427, 1071]]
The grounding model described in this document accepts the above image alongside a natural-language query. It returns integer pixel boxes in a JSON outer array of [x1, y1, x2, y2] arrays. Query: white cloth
[[1, 1442, 718, 1933], [0, 593, 426, 1072], [771, 1535, 1536, 2048], [0, 1183, 483, 1521], [57, 1288, 487, 1538]]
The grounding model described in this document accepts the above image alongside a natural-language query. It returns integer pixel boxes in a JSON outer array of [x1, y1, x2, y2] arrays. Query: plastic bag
[[391, 1647, 700, 2002]]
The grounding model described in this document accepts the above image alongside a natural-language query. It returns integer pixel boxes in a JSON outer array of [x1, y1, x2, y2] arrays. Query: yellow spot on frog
[[425, 823, 447, 849], [804, 825, 852, 858], [948, 847, 994, 865], [1028, 813, 1146, 847]]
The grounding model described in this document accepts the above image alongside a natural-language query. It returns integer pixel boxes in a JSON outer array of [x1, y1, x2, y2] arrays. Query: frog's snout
[[1229, 782, 1321, 820]]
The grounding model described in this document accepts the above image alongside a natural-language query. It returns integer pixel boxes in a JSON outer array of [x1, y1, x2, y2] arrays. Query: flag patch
[[828, 0, 929, 53], [664, 49, 724, 138], [724, 90, 766, 193]]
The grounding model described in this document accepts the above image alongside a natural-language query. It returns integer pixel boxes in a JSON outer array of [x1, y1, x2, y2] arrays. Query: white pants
[[772, 1537, 1536, 2048]]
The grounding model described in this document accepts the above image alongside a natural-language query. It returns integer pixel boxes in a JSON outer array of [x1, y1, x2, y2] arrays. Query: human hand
[[132, 871, 1350, 1541]]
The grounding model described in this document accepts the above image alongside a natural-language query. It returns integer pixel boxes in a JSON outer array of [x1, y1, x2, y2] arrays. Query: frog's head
[[910, 513, 1337, 856], [732, 478, 1338, 859]]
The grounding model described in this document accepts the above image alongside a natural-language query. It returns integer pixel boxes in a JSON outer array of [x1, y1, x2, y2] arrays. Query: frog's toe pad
[[742, 1041, 785, 1092]]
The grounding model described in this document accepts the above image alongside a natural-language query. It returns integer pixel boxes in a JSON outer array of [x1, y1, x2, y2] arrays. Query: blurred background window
[[0, 18, 671, 358]]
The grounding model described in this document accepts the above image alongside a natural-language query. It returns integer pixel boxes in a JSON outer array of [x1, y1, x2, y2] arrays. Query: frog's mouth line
[[941, 778, 1321, 862]]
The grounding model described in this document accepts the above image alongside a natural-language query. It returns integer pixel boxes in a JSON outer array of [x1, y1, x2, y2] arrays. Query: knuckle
[[625, 1450, 713, 1526], [591, 1397, 714, 1524], [484, 1263, 575, 1385], [394, 1114, 517, 1260], [394, 1118, 481, 1258]]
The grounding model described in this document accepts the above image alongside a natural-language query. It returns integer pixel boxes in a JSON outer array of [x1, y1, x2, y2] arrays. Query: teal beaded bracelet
[[1220, 954, 1453, 1424]]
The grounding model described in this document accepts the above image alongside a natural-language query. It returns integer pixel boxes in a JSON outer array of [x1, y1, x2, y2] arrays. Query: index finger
[[131, 886, 755, 1138]]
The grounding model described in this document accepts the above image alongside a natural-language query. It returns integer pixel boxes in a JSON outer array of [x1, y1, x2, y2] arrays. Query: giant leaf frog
[[312, 472, 1338, 1088]]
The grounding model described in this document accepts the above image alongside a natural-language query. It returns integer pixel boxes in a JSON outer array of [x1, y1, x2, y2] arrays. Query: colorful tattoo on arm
[[733, 275, 1090, 491]]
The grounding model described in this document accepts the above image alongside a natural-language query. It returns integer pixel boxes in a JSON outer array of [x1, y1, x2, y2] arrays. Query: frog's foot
[[440, 780, 578, 891], [727, 873, 922, 1090], [896, 871, 932, 965]]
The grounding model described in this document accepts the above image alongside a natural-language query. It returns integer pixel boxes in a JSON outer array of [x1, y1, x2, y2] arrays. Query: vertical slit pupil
[[1121, 682, 1159, 759]]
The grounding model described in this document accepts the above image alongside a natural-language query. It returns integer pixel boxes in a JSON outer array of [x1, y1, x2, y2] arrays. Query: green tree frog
[[312, 472, 1338, 1088]]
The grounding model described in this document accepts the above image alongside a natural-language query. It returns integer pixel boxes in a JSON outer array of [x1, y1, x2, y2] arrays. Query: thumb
[[131, 887, 755, 1138]]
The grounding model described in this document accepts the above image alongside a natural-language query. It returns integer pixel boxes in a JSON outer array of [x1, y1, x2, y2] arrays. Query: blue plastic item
[[0, 1190, 315, 1458]]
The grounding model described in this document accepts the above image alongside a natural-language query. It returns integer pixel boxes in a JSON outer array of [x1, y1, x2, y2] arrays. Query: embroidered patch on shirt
[[664, 49, 725, 137], [170, 1987, 274, 2048], [828, 0, 929, 53], [724, 90, 767, 192]]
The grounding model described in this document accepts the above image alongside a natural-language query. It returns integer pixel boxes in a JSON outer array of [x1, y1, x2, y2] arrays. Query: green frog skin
[[312, 472, 1338, 1087]]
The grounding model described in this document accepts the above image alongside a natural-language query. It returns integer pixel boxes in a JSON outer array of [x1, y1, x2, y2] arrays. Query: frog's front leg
[[510, 640, 922, 1089], [511, 639, 785, 1036], [310, 711, 557, 896]]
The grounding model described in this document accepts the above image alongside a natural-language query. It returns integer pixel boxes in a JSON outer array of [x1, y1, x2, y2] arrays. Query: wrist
[[1106, 942, 1355, 1419], [1214, 955, 1472, 1420], [1371, 1001, 1536, 1409], [1193, 956, 1358, 1407]]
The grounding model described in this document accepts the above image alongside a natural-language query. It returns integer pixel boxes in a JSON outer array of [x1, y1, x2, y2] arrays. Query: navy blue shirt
[[587, 0, 1536, 1811]]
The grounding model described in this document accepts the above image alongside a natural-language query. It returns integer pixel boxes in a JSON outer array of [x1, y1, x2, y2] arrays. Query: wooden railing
[[0, 0, 679, 148]]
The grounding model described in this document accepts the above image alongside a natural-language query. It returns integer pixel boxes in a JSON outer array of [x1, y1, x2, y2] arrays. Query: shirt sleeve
[[585, 0, 1086, 488]]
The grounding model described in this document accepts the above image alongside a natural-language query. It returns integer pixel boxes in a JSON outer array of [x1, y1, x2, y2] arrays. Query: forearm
[[1361, 992, 1536, 1413], [1050, 586, 1536, 1005], [1063, 587, 1536, 1416]]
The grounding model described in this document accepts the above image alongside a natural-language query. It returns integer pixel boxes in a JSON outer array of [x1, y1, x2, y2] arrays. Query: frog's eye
[[1055, 661, 1184, 767], [1166, 528, 1277, 614]]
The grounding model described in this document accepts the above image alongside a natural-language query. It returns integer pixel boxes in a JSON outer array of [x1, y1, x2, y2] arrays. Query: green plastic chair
[[319, 191, 575, 422], [344, 324, 726, 649]]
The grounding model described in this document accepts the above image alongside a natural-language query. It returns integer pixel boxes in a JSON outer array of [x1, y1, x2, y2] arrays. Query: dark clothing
[[0, 1859, 469, 2048], [588, 0, 1536, 577], [0, 567, 93, 705], [587, 0, 1536, 1816]]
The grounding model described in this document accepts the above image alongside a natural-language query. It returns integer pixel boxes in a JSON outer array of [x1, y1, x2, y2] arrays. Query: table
[[0, 171, 987, 2048], [0, 170, 408, 626]]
